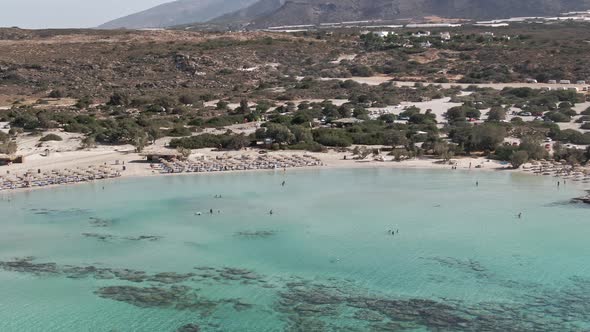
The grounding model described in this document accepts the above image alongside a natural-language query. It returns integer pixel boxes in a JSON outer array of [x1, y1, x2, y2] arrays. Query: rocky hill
[[210, 0, 285, 24], [99, 0, 259, 29], [244, 0, 590, 27]]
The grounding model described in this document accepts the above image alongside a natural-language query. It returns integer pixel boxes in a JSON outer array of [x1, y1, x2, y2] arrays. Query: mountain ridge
[[247, 0, 590, 28], [99, 0, 259, 29], [100, 0, 590, 30]]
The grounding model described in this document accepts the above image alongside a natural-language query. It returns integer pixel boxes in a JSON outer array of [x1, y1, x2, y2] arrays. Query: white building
[[440, 32, 451, 40], [419, 41, 432, 48], [373, 31, 395, 38], [412, 31, 431, 38]]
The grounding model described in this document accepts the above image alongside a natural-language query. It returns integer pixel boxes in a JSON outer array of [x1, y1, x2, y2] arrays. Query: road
[[321, 76, 589, 91]]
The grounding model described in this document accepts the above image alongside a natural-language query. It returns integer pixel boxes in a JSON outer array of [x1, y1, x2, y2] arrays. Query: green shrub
[[545, 112, 570, 123], [167, 126, 192, 137], [510, 151, 529, 169], [39, 133, 63, 142], [313, 128, 353, 147], [556, 129, 590, 145]]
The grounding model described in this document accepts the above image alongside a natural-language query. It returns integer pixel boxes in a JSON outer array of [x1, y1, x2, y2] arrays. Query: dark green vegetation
[[39, 133, 62, 142], [0, 132, 17, 155], [3, 81, 590, 166], [3, 256, 590, 331]]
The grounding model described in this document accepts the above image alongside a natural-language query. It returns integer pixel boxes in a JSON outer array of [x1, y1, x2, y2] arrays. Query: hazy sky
[[1, 0, 172, 29]]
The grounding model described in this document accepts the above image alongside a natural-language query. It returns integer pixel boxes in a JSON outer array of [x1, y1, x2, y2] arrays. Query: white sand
[[2, 133, 511, 191]]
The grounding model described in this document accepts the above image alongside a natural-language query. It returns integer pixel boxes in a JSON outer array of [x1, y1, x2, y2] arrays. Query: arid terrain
[[1, 23, 590, 192]]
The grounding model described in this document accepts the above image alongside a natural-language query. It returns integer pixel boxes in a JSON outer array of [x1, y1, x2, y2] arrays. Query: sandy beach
[[0, 132, 508, 193], [2, 127, 588, 194]]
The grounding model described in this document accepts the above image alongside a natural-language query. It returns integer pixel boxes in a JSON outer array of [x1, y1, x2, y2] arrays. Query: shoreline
[[2, 152, 588, 196]]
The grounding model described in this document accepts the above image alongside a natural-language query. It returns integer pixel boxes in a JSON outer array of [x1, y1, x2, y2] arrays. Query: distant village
[[263, 9, 590, 33]]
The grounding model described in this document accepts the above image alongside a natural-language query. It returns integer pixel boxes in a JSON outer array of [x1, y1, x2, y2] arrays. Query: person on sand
[[282, 181, 286, 187]]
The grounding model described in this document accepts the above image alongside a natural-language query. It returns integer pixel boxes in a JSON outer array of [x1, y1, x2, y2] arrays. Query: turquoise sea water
[[0, 168, 589, 331]]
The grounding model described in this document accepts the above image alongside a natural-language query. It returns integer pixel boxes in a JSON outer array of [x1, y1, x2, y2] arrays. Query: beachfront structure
[[0, 154, 23, 166], [560, 80, 571, 84], [155, 154, 323, 175], [141, 151, 182, 162], [0, 165, 120, 191]]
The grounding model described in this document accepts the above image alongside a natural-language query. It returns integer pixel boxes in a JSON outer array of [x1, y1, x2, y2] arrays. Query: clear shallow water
[[0, 168, 589, 331]]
